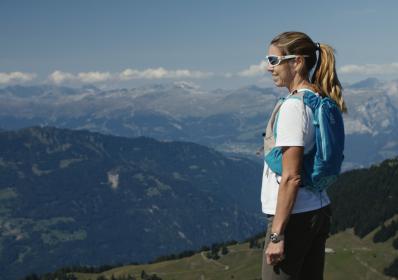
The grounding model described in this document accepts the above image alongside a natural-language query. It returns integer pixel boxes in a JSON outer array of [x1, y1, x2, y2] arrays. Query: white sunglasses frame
[[265, 55, 310, 66]]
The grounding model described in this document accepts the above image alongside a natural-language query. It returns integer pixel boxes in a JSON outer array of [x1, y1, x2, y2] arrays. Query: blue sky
[[1, 0, 398, 90]]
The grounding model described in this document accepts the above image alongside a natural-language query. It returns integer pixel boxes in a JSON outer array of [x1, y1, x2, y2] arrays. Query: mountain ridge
[[1, 78, 398, 169], [0, 126, 263, 280], [19, 155, 398, 280]]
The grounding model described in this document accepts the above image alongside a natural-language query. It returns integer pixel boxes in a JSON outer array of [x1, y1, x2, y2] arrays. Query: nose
[[267, 63, 274, 72]]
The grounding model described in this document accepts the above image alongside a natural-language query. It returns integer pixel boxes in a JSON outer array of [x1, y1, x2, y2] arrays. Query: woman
[[261, 31, 347, 279]]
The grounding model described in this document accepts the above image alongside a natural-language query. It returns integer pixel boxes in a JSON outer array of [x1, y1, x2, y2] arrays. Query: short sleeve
[[275, 99, 305, 147]]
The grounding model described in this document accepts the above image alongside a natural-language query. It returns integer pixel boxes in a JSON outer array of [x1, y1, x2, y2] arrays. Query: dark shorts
[[262, 205, 332, 280]]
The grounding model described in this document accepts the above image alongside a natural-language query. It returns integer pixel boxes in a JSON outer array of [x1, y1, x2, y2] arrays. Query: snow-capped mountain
[[1, 78, 397, 169]]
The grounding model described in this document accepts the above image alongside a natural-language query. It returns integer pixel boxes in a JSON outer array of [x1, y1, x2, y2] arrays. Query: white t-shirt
[[261, 89, 330, 215]]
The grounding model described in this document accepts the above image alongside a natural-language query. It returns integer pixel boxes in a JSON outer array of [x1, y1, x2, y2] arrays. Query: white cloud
[[339, 63, 398, 75], [0, 72, 36, 84], [78, 71, 112, 83], [49, 70, 113, 84], [119, 67, 212, 80], [47, 68, 214, 85], [136, 67, 168, 79], [48, 70, 76, 84], [42, 64, 277, 86], [223, 72, 234, 78], [257, 75, 273, 85], [119, 68, 141, 80], [175, 70, 212, 78], [238, 60, 267, 77]]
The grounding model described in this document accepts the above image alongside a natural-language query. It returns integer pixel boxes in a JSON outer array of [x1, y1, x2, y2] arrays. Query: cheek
[[273, 68, 290, 86], [280, 68, 293, 80], [275, 69, 287, 80]]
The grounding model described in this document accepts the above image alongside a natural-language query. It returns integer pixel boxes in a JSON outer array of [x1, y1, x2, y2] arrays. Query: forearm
[[271, 176, 300, 234]]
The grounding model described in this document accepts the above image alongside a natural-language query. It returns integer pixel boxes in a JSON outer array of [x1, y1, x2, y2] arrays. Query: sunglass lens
[[267, 56, 279, 66]]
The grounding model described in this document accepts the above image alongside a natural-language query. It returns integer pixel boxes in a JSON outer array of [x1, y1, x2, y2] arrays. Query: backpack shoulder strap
[[300, 90, 322, 113], [261, 97, 284, 155]]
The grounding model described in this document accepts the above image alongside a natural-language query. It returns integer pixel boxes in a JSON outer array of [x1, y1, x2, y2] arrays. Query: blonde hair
[[270, 31, 347, 113]]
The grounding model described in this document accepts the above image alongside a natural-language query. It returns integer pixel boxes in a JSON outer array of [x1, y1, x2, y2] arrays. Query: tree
[[393, 237, 398, 249], [127, 274, 137, 280], [141, 270, 148, 279], [23, 274, 40, 280], [148, 274, 162, 280], [384, 257, 398, 277], [221, 246, 229, 255]]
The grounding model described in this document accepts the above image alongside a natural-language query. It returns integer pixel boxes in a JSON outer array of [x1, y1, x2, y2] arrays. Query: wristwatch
[[270, 232, 284, 243]]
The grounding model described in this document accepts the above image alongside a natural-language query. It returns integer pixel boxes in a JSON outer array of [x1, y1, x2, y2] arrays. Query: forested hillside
[[17, 155, 398, 279], [0, 126, 263, 280], [328, 157, 398, 237], [328, 157, 398, 277]]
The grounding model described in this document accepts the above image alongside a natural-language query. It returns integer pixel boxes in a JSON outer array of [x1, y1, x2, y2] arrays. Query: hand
[[265, 240, 285, 266]]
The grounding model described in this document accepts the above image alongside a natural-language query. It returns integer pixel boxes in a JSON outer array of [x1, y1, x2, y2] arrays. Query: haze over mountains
[[1, 78, 398, 169]]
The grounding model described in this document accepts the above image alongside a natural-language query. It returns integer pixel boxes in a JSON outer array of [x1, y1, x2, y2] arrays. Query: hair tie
[[315, 42, 321, 50]]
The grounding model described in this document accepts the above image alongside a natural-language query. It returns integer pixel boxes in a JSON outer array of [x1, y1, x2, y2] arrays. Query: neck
[[288, 76, 312, 93]]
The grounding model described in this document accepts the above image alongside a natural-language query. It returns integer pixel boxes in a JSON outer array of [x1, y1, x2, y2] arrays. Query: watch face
[[270, 233, 282, 243]]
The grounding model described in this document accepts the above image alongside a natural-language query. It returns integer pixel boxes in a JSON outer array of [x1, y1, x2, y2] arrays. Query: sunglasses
[[265, 55, 309, 66]]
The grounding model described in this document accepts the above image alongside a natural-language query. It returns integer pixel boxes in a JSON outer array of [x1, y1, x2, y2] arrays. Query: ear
[[291, 56, 305, 73]]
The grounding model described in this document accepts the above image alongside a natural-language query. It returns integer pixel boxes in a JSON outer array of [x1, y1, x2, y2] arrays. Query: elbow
[[280, 173, 302, 189]]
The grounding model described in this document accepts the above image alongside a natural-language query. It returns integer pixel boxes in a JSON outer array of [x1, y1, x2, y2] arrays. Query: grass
[[73, 243, 263, 280], [324, 215, 398, 280], [324, 229, 396, 280], [70, 220, 398, 280]]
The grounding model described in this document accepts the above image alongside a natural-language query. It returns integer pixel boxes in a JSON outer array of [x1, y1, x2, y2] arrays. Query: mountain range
[[16, 153, 398, 280], [0, 127, 263, 279], [1, 78, 398, 169]]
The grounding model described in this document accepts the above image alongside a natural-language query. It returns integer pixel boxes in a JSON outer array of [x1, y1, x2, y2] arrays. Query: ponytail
[[311, 43, 347, 113]]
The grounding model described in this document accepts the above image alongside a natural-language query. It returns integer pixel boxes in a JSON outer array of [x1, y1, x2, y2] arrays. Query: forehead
[[267, 44, 283, 56]]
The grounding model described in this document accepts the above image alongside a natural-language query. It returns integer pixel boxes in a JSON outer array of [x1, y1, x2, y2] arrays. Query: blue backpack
[[262, 89, 345, 193]]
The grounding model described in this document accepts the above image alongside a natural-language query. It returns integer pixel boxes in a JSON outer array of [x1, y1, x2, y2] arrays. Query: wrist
[[271, 226, 284, 235], [270, 232, 284, 243]]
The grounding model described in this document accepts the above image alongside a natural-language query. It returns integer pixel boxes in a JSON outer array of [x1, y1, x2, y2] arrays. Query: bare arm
[[272, 146, 303, 234], [266, 146, 303, 265]]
